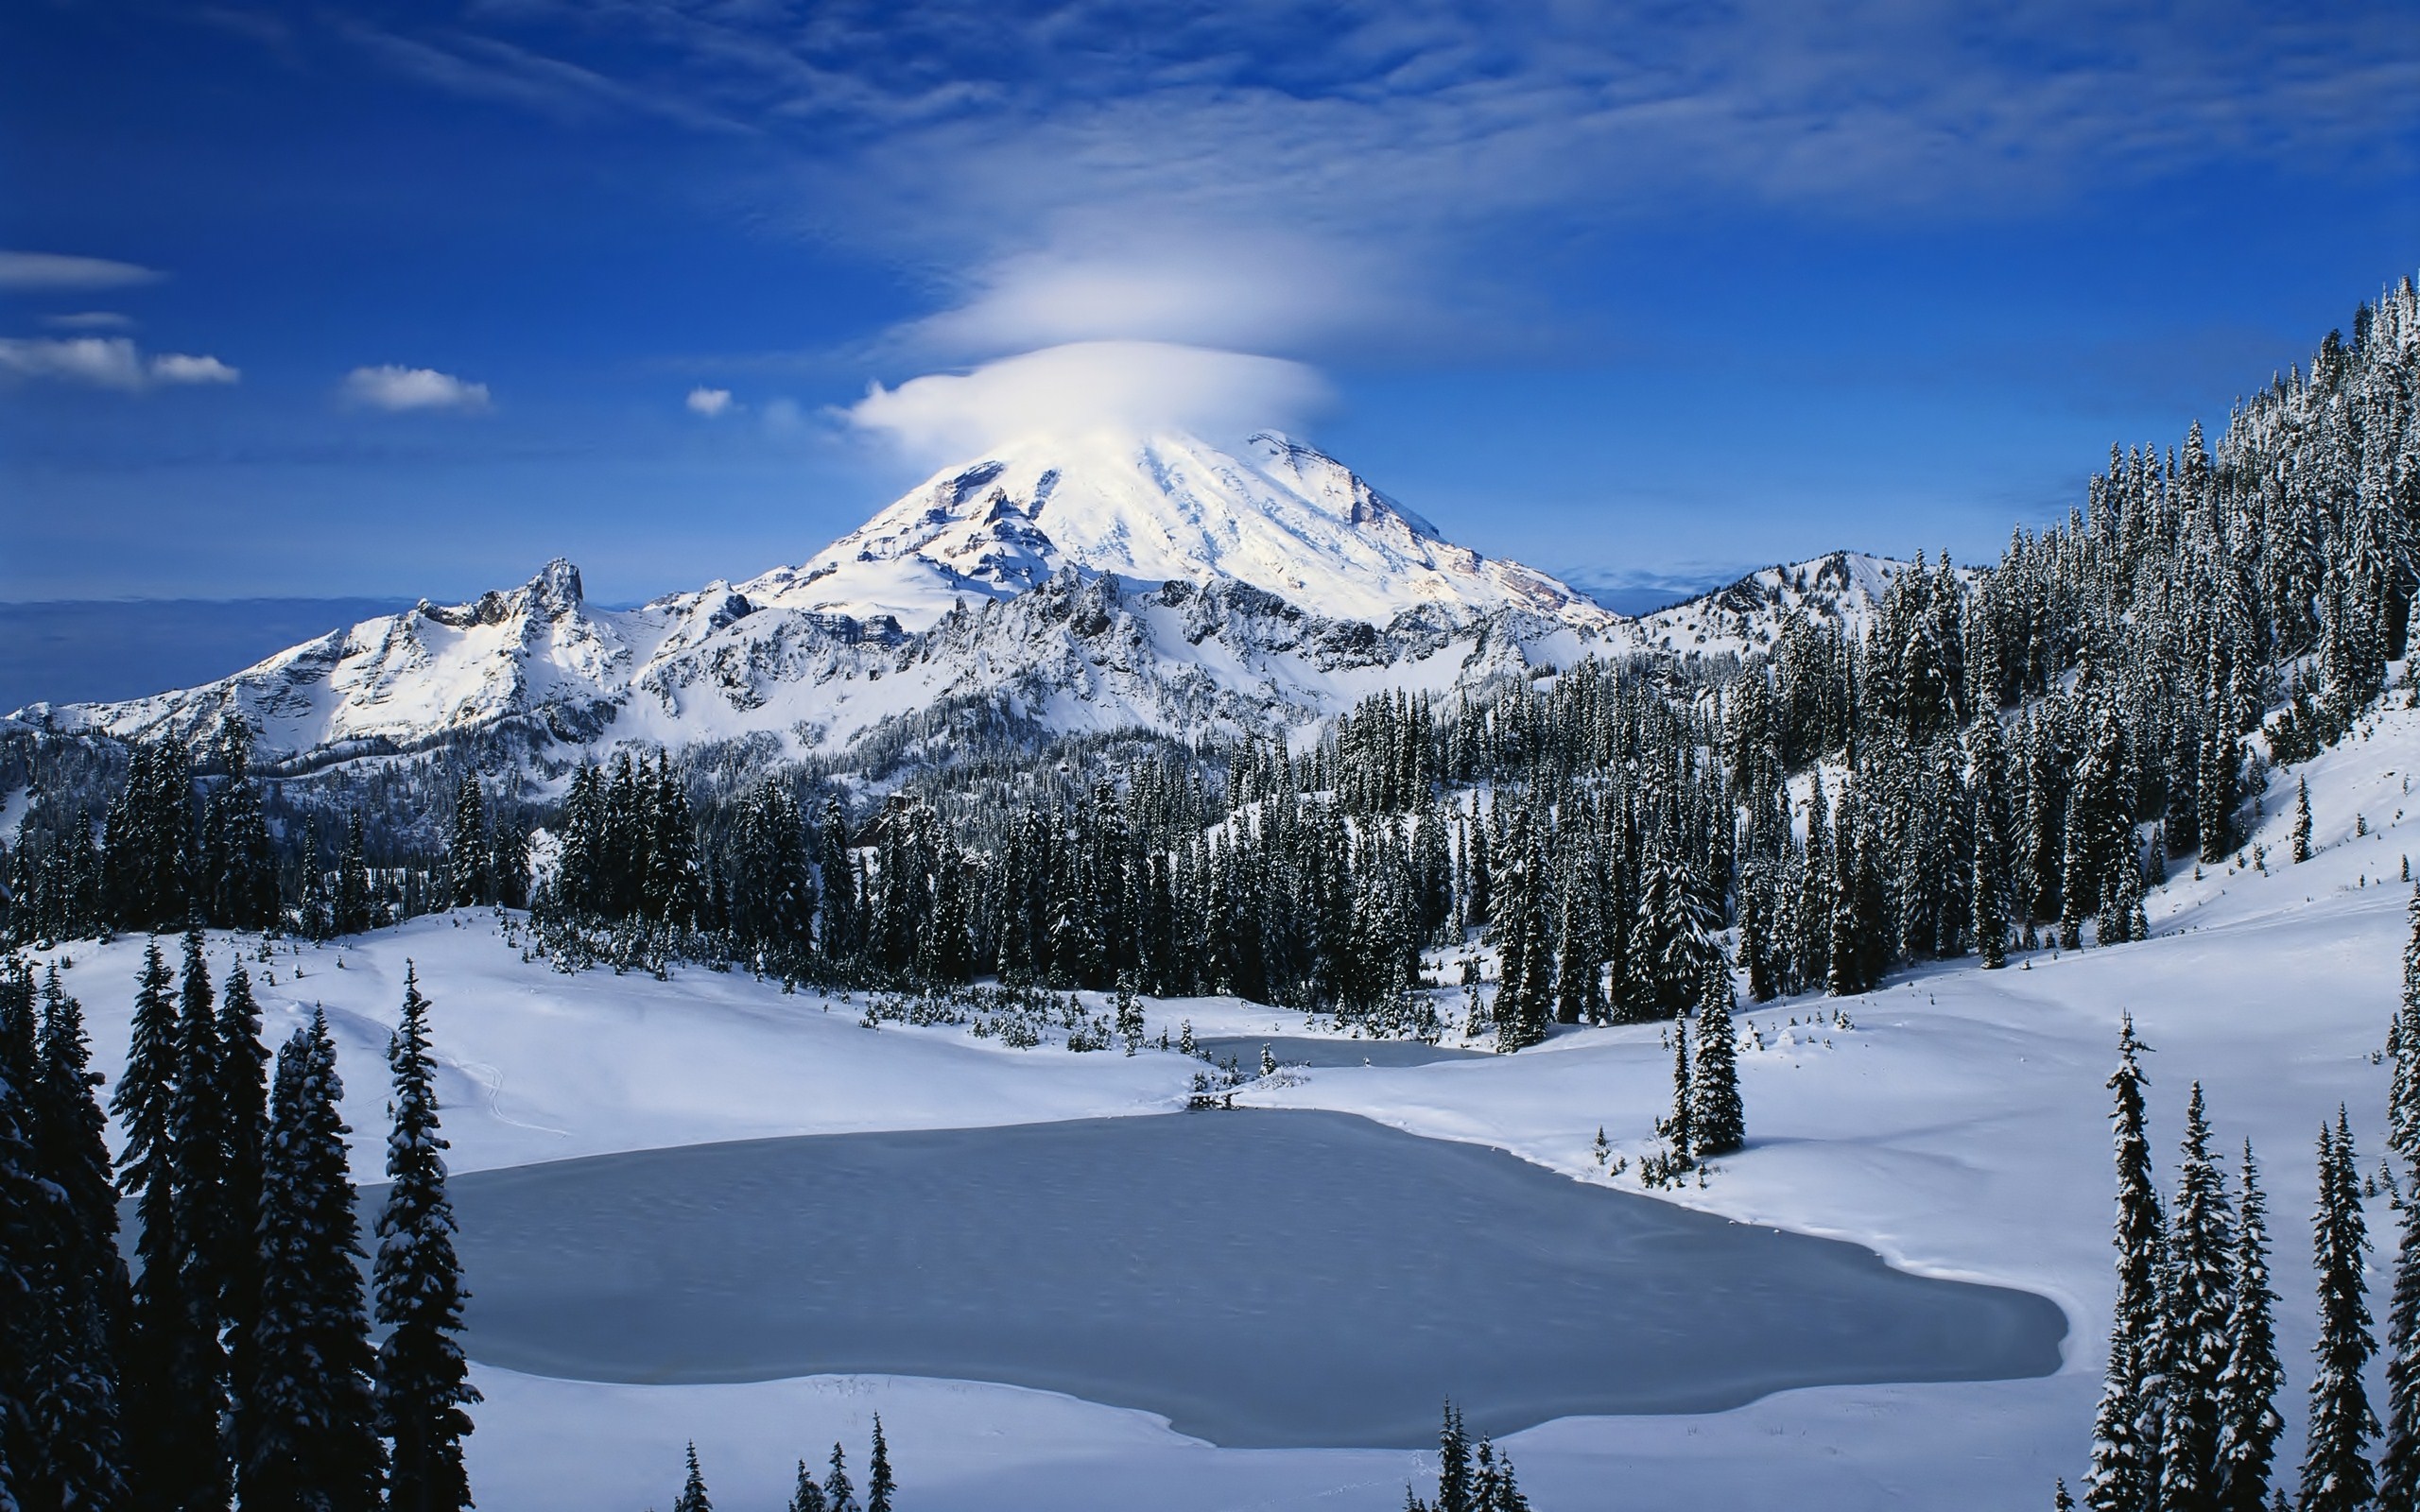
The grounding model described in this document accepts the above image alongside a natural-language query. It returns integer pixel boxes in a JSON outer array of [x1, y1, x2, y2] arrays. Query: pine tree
[[2085, 1015, 2164, 1512], [2158, 1082, 2235, 1512], [0, 958, 51, 1512], [1659, 1017, 1694, 1162], [2382, 1142, 2420, 1511], [27, 968, 130, 1512], [112, 938, 224, 1512], [243, 1014, 381, 1512], [2293, 781, 2313, 866], [216, 960, 270, 1482], [867, 1415, 894, 1512], [2299, 1111, 2377, 1512], [448, 773, 490, 910], [672, 1442, 711, 1512], [823, 1442, 858, 1512], [376, 966, 480, 1512], [2214, 1142, 2283, 1512], [2394, 888, 2420, 1163], [788, 1459, 829, 1512], [1436, 1400, 1473, 1512], [1972, 714, 2013, 969], [1690, 956, 1744, 1159]]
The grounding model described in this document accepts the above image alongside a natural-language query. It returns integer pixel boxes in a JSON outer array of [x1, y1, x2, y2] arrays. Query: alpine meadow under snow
[[4, 274, 2420, 1511]]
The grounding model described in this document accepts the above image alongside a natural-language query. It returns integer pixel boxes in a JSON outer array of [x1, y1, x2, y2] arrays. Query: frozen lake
[[439, 1108, 2066, 1449]]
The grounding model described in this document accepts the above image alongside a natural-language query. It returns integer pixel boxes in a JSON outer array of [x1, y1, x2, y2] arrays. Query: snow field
[[30, 703, 2420, 1508]]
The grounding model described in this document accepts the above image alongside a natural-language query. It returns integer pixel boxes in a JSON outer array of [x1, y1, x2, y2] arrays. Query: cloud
[[842, 340, 1330, 460], [896, 230, 1412, 362], [0, 336, 239, 390], [0, 251, 166, 292], [43, 311, 137, 331], [685, 386, 735, 416], [150, 353, 241, 386], [342, 365, 492, 412], [0, 336, 147, 388]]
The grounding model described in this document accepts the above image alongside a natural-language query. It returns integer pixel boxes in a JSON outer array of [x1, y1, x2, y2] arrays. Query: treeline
[[2, 726, 526, 949], [7, 275, 2419, 1030], [0, 939, 477, 1512]]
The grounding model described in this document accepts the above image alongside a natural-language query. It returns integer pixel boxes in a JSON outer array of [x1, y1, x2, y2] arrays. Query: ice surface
[[429, 1108, 2063, 1449]]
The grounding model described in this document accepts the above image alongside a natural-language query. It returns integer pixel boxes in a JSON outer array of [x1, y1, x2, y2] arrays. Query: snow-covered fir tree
[[375, 965, 480, 1512], [1689, 957, 1744, 1159], [2299, 1110, 2377, 1512], [2213, 1141, 2283, 1512], [2085, 1016, 2164, 1512], [243, 1013, 380, 1512]]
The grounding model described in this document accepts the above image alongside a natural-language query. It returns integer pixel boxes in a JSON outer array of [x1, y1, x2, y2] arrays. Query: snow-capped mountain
[[737, 430, 1613, 633], [2, 430, 1906, 769]]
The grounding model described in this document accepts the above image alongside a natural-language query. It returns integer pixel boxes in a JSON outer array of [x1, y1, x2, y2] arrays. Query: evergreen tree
[[788, 1459, 829, 1512], [823, 1442, 858, 1512], [375, 966, 479, 1512], [112, 939, 223, 1512], [867, 1415, 893, 1512], [2085, 1015, 2164, 1512], [2299, 1111, 2376, 1512], [2159, 1083, 2235, 1512], [447, 773, 490, 910], [0, 959, 49, 1512], [1690, 956, 1744, 1159], [216, 960, 270, 1480], [1660, 1018, 1693, 1162], [2293, 781, 2313, 866], [2382, 1140, 2420, 1511], [243, 1014, 381, 1512], [1436, 1400, 1473, 1512], [27, 968, 130, 1512], [1972, 715, 2013, 969], [2215, 1142, 2284, 1512], [2394, 888, 2420, 1163], [672, 1442, 711, 1512]]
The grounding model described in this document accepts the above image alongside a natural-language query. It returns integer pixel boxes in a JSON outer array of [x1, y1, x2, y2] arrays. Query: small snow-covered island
[[9, 9, 2420, 1510]]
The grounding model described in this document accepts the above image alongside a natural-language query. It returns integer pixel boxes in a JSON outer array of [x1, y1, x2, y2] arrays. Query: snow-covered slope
[[1626, 551, 1923, 657], [5, 433, 1625, 765], [33, 703, 2420, 1510], [741, 431, 1613, 633]]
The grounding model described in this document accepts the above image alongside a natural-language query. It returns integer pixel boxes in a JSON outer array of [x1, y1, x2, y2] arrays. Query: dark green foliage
[[1689, 958, 1743, 1159], [26, 965, 130, 1511], [2157, 1083, 2234, 1512], [2299, 1111, 2376, 1512], [242, 1014, 380, 1512], [2085, 1016, 2162, 1512], [672, 1442, 711, 1512], [866, 1415, 893, 1512], [823, 1442, 857, 1512], [2215, 1143, 2282, 1512], [375, 966, 479, 1512]]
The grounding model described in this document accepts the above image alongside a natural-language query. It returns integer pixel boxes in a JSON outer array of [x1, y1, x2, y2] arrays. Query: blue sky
[[4, 0, 2417, 611]]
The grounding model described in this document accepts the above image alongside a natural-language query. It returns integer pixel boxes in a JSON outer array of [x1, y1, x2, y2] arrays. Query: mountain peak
[[744, 429, 1607, 632]]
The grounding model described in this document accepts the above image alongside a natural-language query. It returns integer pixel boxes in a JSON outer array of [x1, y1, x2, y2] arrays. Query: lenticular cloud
[[842, 340, 1330, 459]]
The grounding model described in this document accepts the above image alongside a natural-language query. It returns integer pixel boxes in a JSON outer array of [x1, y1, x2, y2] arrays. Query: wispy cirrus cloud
[[0, 251, 165, 293], [342, 364, 492, 412], [319, 1, 2420, 376], [0, 336, 238, 390]]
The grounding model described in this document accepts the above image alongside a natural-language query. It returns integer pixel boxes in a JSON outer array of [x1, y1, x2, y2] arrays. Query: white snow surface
[[2, 430, 1910, 768], [36, 699, 2420, 1508], [742, 431, 1614, 633]]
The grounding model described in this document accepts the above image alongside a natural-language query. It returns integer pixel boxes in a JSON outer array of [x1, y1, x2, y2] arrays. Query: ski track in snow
[[33, 700, 2420, 1508]]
